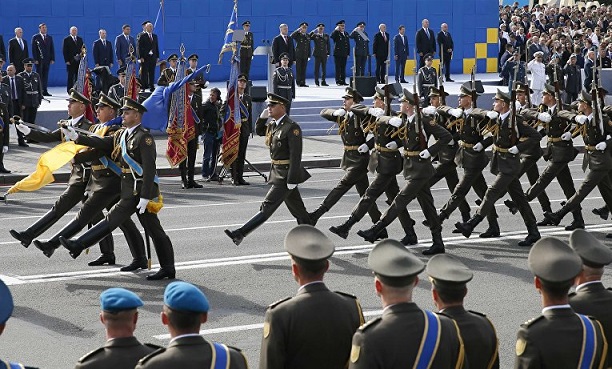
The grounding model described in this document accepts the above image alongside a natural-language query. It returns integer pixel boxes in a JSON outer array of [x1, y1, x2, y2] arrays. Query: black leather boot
[[10, 209, 58, 248], [308, 206, 328, 226], [32, 217, 84, 258], [542, 211, 563, 226], [88, 254, 116, 266], [225, 211, 267, 245], [479, 217, 500, 238], [146, 237, 176, 280], [454, 214, 484, 238], [504, 199, 518, 215], [565, 211, 585, 231], [60, 220, 112, 259], [422, 230, 445, 255], [180, 171, 189, 189], [357, 222, 386, 243], [518, 224, 541, 247], [460, 211, 471, 223], [593, 206, 609, 220], [376, 228, 388, 240], [120, 258, 148, 272], [400, 219, 418, 246], [329, 216, 358, 239]]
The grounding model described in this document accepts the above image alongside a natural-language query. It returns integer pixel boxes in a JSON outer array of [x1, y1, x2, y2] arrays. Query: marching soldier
[[108, 67, 126, 102], [291, 22, 311, 87], [309, 23, 330, 86], [455, 89, 541, 247], [515, 237, 608, 369], [357, 88, 451, 255], [179, 79, 203, 189], [225, 93, 311, 246], [0, 78, 11, 173], [259, 225, 365, 369], [272, 53, 295, 114], [229, 73, 252, 186], [239, 21, 254, 79], [156, 53, 177, 87], [18, 58, 43, 124], [59, 97, 176, 281], [348, 239, 465, 369], [74, 288, 160, 369], [330, 20, 350, 86], [427, 254, 500, 369], [417, 54, 437, 106], [350, 22, 369, 77]]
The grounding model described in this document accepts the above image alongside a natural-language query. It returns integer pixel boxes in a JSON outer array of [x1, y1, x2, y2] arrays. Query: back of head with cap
[[570, 229, 612, 282], [528, 237, 582, 300], [285, 225, 334, 277], [426, 254, 472, 306], [162, 281, 210, 335]]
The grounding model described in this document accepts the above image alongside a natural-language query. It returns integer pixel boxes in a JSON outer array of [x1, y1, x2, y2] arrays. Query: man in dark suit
[[31, 23, 54, 96], [136, 22, 159, 92], [93, 29, 114, 68], [115, 24, 137, 70], [259, 225, 364, 369], [309, 23, 330, 86], [372, 23, 390, 84], [8, 27, 29, 73], [3, 65, 26, 146], [330, 20, 350, 86], [239, 21, 254, 78], [350, 22, 369, 77], [271, 23, 295, 67], [415, 19, 436, 69], [437, 23, 454, 82], [62, 26, 84, 93], [291, 22, 311, 87], [393, 25, 409, 83]]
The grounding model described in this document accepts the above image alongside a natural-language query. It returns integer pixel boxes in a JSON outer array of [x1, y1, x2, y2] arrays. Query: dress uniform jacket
[[514, 307, 608, 369], [521, 105, 576, 163], [368, 111, 404, 175], [438, 106, 490, 170], [349, 30, 369, 57], [569, 282, 612, 362], [259, 282, 364, 369], [440, 306, 499, 369], [431, 110, 460, 164], [330, 29, 350, 58], [272, 67, 295, 107], [291, 29, 311, 59], [75, 336, 159, 369], [156, 68, 176, 87], [310, 31, 330, 58], [320, 107, 370, 172], [136, 335, 248, 369], [240, 30, 254, 60], [558, 110, 612, 172], [18, 70, 43, 108], [418, 66, 437, 101], [349, 302, 465, 369]]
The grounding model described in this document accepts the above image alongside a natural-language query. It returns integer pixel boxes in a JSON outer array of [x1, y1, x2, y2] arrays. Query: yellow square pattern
[[403, 59, 441, 76], [463, 28, 499, 74], [487, 28, 498, 44], [486, 58, 497, 73], [463, 58, 476, 74], [475, 43, 487, 59]]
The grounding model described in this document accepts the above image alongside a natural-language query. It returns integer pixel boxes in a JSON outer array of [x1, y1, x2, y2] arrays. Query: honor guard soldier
[[515, 237, 608, 369], [136, 282, 248, 369], [427, 254, 500, 369], [11, 89, 94, 248], [259, 225, 365, 369], [330, 20, 350, 86], [348, 239, 465, 369], [108, 67, 126, 102], [156, 53, 177, 86], [291, 22, 311, 87], [18, 57, 43, 124], [357, 88, 452, 255], [309, 23, 330, 86], [272, 53, 295, 114], [418, 54, 437, 106], [187, 54, 205, 98], [60, 97, 176, 281], [569, 229, 612, 362], [310, 87, 384, 234], [225, 93, 312, 245], [239, 21, 254, 78], [229, 73, 253, 186], [179, 78, 204, 189], [75, 288, 160, 369], [0, 77, 11, 173]]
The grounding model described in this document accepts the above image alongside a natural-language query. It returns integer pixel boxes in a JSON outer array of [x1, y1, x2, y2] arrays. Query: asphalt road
[[1, 160, 611, 369]]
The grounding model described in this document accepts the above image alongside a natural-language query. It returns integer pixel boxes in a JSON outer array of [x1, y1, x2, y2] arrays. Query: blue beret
[[0, 279, 14, 324], [164, 282, 209, 313], [100, 288, 143, 312]]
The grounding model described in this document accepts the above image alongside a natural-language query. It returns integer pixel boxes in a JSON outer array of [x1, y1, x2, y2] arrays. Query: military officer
[[330, 20, 350, 86], [259, 225, 365, 369], [0, 78, 12, 173], [10, 89, 94, 248], [225, 93, 311, 246], [187, 54, 206, 98], [427, 254, 500, 369], [75, 288, 160, 369], [309, 87, 384, 234], [239, 21, 254, 78], [291, 22, 311, 87], [108, 67, 126, 102], [59, 97, 176, 281], [418, 54, 437, 106], [309, 23, 330, 86], [156, 53, 177, 86], [348, 239, 465, 369], [568, 229, 612, 363], [515, 237, 608, 369], [179, 80, 203, 189], [18, 57, 43, 124], [357, 88, 452, 255], [230, 73, 253, 186], [136, 282, 248, 369], [272, 53, 295, 114], [350, 22, 369, 77]]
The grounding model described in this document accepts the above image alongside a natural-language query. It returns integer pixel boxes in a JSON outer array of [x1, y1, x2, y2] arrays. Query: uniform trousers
[[334, 56, 347, 84], [295, 57, 308, 85], [555, 168, 612, 217], [441, 168, 499, 223], [231, 126, 250, 180], [260, 184, 311, 225], [429, 160, 471, 215], [526, 160, 577, 205], [321, 167, 382, 222], [179, 138, 198, 181], [314, 56, 327, 83], [355, 55, 367, 76]]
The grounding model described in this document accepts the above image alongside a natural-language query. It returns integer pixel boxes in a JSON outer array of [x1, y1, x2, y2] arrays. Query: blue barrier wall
[[1, 0, 498, 86]]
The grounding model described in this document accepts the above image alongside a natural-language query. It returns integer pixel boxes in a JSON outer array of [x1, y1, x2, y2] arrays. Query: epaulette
[[521, 315, 544, 328], [358, 317, 382, 332], [268, 296, 291, 309], [145, 343, 163, 350], [137, 347, 166, 365], [77, 347, 104, 363], [468, 310, 488, 317], [335, 291, 357, 299]]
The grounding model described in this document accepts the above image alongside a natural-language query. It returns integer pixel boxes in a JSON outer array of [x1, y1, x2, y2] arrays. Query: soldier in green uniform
[[348, 239, 465, 369], [259, 225, 365, 369], [358, 88, 451, 255], [229, 73, 253, 186], [309, 23, 330, 86], [225, 93, 311, 246], [156, 54, 177, 87], [18, 58, 43, 124], [273, 53, 295, 114], [179, 79, 203, 189], [136, 282, 248, 369], [568, 229, 612, 363], [418, 55, 437, 106], [75, 288, 160, 369], [427, 254, 500, 369], [514, 237, 608, 369], [291, 22, 311, 87], [59, 97, 176, 281], [240, 21, 254, 79]]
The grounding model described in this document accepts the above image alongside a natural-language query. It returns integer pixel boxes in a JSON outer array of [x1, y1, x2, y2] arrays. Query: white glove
[[561, 132, 572, 141], [596, 142, 607, 151], [388, 117, 402, 127], [422, 106, 437, 116], [538, 112, 552, 123], [332, 108, 346, 117], [473, 142, 484, 152], [198, 135, 203, 143], [385, 141, 398, 150], [357, 143, 369, 153], [368, 107, 384, 117], [260, 109, 269, 119], [508, 146, 519, 155], [136, 198, 149, 214], [419, 149, 431, 159], [575, 115, 587, 124], [449, 108, 463, 118], [2, 146, 7, 154], [287, 183, 298, 190], [61, 126, 78, 141], [16, 123, 31, 135], [515, 101, 522, 110], [486, 111, 499, 120], [448, 139, 455, 146]]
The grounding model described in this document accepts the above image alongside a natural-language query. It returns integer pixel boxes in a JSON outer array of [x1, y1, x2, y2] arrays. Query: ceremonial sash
[[210, 342, 230, 369], [94, 124, 121, 176], [413, 310, 441, 369], [120, 130, 159, 183], [577, 314, 597, 369]]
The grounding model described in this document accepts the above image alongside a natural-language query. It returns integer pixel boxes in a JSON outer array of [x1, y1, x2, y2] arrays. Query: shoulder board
[[145, 343, 163, 350], [468, 310, 488, 318], [77, 347, 104, 363], [358, 317, 382, 332], [522, 315, 544, 328], [268, 296, 291, 309], [227, 345, 243, 353], [137, 347, 166, 365], [335, 291, 357, 299]]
